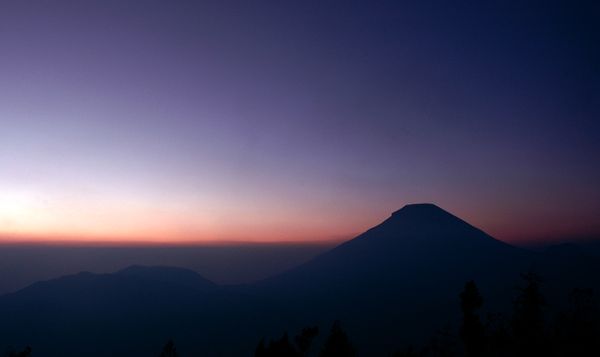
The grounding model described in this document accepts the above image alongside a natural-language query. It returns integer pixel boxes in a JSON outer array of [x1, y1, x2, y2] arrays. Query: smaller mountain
[[0, 265, 217, 308], [116, 265, 217, 291], [543, 243, 587, 258], [0, 266, 272, 357]]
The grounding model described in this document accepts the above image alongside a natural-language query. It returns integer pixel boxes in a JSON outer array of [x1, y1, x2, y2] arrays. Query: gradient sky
[[1, 0, 599, 244]]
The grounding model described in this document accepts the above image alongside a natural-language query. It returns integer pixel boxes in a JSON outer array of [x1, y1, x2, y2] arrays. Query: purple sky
[[1, 0, 599, 244]]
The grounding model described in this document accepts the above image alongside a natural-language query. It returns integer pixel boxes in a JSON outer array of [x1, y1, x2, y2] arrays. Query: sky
[[0, 0, 599, 245]]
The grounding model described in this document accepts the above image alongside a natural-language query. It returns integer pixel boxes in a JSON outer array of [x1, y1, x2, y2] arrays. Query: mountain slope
[[1, 204, 599, 356], [116, 265, 217, 290], [260, 204, 529, 294], [253, 204, 600, 353], [0, 266, 280, 356], [254, 204, 535, 351]]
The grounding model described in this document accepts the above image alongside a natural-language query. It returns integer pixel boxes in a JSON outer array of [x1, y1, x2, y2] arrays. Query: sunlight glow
[[0, 190, 37, 228]]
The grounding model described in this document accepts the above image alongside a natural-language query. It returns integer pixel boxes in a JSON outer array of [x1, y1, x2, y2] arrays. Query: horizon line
[[0, 235, 348, 248]]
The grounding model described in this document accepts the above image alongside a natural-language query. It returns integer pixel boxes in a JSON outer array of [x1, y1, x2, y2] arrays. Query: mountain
[[255, 204, 534, 350], [256, 205, 600, 352], [261, 203, 529, 291], [0, 266, 281, 356], [116, 265, 217, 290], [259, 203, 534, 313], [1, 204, 599, 356]]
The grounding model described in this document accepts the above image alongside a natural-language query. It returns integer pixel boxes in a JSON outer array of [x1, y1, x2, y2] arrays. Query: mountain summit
[[297, 203, 516, 262], [388, 203, 464, 230], [391, 202, 449, 216], [362, 203, 512, 249], [260, 203, 527, 297]]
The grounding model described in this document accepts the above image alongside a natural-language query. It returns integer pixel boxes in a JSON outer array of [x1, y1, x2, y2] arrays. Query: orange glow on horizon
[[0, 187, 366, 245], [1, 188, 598, 246], [0, 230, 353, 247]]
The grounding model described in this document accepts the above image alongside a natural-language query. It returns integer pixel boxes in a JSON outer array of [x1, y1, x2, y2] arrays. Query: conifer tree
[[320, 321, 356, 357], [459, 280, 485, 357]]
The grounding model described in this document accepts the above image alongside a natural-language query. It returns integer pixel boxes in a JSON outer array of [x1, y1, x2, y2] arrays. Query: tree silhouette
[[319, 320, 356, 357], [269, 333, 298, 357], [255, 338, 268, 357], [5, 346, 31, 357], [511, 272, 545, 356], [295, 326, 319, 356], [392, 345, 422, 357], [254, 332, 299, 357], [554, 288, 600, 356], [427, 324, 458, 357], [159, 340, 178, 357], [251, 274, 600, 357], [459, 280, 485, 357], [484, 313, 511, 357]]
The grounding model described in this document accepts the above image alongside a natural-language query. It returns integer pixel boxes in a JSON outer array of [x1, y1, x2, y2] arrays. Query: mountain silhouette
[[254, 204, 533, 351], [259, 203, 531, 303], [116, 265, 217, 290], [1, 204, 599, 356], [0, 266, 281, 356]]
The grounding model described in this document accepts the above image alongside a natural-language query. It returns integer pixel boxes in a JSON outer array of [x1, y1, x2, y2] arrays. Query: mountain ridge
[[2, 203, 599, 356]]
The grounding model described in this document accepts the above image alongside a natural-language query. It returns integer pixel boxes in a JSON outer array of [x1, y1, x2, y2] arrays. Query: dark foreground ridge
[[1, 204, 599, 356]]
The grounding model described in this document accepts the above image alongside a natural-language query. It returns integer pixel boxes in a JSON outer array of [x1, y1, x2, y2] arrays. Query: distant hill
[[0, 266, 283, 356], [116, 265, 217, 290], [1, 204, 599, 356]]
